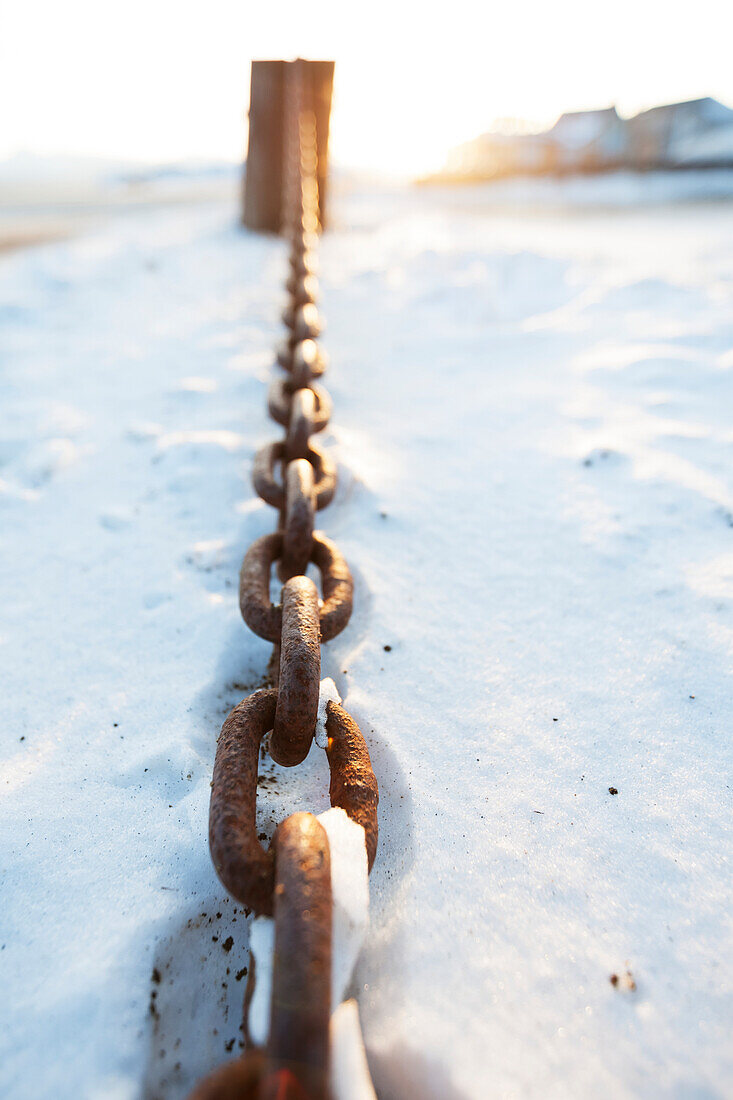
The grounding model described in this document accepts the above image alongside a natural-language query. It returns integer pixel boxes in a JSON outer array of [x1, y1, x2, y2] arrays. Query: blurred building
[[441, 98, 733, 180], [627, 97, 733, 169], [546, 107, 627, 173]]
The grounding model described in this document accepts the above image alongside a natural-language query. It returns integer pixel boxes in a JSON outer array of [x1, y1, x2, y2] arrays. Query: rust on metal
[[286, 271, 318, 306], [284, 388, 315, 460], [187, 1050, 264, 1100], [326, 702, 379, 872], [294, 302, 322, 341], [297, 215, 321, 239], [265, 377, 296, 424], [276, 336, 326, 384], [275, 339, 295, 372], [276, 335, 323, 376], [279, 459, 316, 581], [271, 576, 321, 766], [239, 531, 353, 643], [263, 813, 332, 1100], [289, 250, 318, 278], [281, 302, 297, 331], [290, 339, 327, 388], [209, 689, 277, 916], [285, 388, 317, 460], [310, 533, 354, 641], [258, 1070, 316, 1100], [252, 441, 336, 512], [285, 388, 331, 460], [267, 377, 331, 433], [290, 230, 320, 256]]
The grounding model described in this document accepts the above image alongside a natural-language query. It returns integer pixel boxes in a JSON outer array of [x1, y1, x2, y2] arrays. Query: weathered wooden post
[[242, 60, 286, 232], [243, 59, 334, 233]]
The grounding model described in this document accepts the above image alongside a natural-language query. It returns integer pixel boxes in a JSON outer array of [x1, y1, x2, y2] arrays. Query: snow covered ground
[[1, 174, 732, 1099]]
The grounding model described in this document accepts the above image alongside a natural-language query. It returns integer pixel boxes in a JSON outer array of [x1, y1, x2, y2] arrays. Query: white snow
[[316, 678, 342, 747], [1, 173, 732, 1099], [247, 919, 274, 1048], [330, 1000, 378, 1100], [320, 807, 370, 1009]]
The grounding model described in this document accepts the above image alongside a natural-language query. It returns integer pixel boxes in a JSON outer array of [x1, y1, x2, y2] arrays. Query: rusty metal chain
[[191, 58, 378, 1100]]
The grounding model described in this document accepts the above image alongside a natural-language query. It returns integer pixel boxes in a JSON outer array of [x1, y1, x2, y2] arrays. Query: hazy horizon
[[3, 0, 733, 175]]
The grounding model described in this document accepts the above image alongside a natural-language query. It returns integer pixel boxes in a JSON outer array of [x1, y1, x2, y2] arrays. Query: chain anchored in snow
[[191, 59, 378, 1100]]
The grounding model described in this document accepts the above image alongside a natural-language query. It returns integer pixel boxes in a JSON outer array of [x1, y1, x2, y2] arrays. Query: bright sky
[[2, 0, 732, 175]]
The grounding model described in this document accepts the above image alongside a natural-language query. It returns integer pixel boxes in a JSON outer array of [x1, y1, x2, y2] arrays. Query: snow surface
[[330, 1001, 377, 1100], [1, 177, 732, 1099]]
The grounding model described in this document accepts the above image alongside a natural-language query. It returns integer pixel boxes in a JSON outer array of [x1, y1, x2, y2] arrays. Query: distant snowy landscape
[[442, 97, 733, 180], [1, 170, 732, 1099]]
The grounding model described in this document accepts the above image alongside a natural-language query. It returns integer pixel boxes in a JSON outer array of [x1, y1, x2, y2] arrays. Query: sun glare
[[1, 0, 732, 175]]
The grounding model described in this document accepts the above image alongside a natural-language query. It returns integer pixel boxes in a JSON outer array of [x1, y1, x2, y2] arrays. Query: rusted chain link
[[252, 441, 336, 511], [325, 702, 380, 873], [272, 575, 320, 764], [279, 459, 315, 581], [189, 1050, 265, 1100], [291, 339, 328, 387], [192, 58, 378, 1099], [276, 336, 326, 380], [285, 387, 329, 459], [265, 813, 332, 1100], [240, 530, 353, 643], [286, 271, 318, 305], [209, 689, 378, 915], [267, 377, 331, 432], [282, 301, 323, 341], [209, 689, 277, 916], [289, 250, 318, 279]]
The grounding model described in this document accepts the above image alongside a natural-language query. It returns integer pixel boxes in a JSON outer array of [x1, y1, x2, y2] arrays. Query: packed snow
[[1, 173, 732, 1099]]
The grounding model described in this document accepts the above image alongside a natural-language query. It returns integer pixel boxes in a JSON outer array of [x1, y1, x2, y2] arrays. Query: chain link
[[191, 58, 378, 1099], [265, 813, 332, 1097], [252, 441, 336, 512], [267, 377, 332, 435], [271, 576, 320, 765], [239, 530, 353, 644], [279, 459, 316, 581]]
